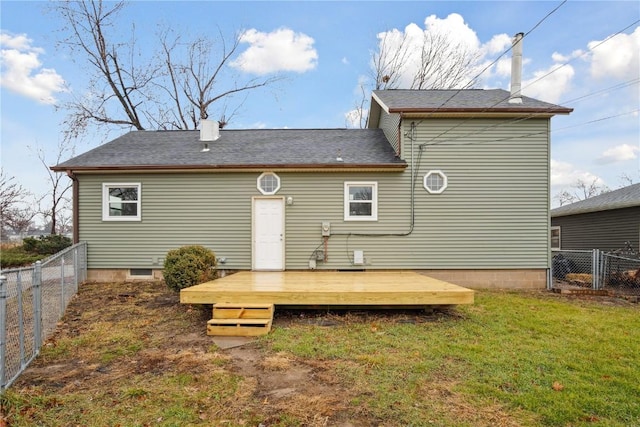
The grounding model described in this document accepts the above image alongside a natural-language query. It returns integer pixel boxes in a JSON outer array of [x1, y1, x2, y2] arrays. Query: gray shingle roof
[[372, 89, 573, 113], [551, 183, 640, 217], [53, 128, 406, 171]]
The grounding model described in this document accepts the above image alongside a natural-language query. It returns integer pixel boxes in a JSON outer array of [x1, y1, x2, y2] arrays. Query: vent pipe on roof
[[200, 119, 220, 142], [509, 32, 524, 104]]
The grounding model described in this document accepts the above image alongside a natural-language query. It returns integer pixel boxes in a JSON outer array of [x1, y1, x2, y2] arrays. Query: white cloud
[[341, 57, 349, 65], [0, 31, 66, 104], [522, 63, 574, 104], [589, 26, 640, 80], [248, 121, 267, 129], [551, 159, 605, 187], [374, 14, 520, 89], [424, 13, 480, 49], [483, 33, 512, 56], [597, 143, 639, 164], [551, 49, 584, 63], [231, 28, 318, 75], [344, 108, 367, 128]]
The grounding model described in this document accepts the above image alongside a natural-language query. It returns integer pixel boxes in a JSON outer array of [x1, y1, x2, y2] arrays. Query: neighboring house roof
[[52, 128, 407, 172], [551, 183, 640, 217], [368, 89, 572, 126]]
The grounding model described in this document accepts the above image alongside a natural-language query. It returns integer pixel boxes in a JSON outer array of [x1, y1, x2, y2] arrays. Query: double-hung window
[[344, 182, 378, 221], [102, 183, 141, 221]]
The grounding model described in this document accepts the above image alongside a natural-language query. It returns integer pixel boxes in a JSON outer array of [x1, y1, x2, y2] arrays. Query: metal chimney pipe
[[509, 32, 524, 104], [199, 119, 220, 142]]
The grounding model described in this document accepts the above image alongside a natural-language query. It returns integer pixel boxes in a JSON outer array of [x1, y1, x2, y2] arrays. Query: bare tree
[[618, 172, 636, 187], [33, 142, 74, 235], [55, 0, 155, 140], [371, 31, 414, 90], [152, 31, 283, 130], [54, 1, 283, 138], [554, 178, 611, 206], [346, 82, 369, 129], [347, 26, 482, 128], [0, 169, 31, 237], [372, 30, 481, 90], [4, 205, 38, 238]]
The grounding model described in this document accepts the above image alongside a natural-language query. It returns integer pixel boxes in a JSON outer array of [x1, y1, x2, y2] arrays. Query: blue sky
[[1, 0, 639, 213]]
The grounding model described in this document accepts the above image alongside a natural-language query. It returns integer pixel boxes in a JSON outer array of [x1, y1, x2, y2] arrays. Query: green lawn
[[266, 291, 640, 426], [1, 283, 638, 426]]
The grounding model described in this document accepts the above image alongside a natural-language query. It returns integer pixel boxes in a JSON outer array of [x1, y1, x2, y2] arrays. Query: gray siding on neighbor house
[[78, 115, 552, 271], [551, 206, 640, 251]]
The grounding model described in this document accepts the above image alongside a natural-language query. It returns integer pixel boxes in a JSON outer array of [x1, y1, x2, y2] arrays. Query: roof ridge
[[551, 183, 640, 217]]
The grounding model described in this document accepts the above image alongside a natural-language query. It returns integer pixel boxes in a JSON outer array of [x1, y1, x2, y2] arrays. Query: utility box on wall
[[353, 250, 364, 265], [321, 221, 331, 236]]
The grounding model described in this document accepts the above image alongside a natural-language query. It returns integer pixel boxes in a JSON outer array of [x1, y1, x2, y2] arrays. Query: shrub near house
[[163, 245, 217, 292]]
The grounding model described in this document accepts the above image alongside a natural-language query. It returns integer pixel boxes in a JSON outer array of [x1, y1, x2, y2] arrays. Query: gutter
[[66, 170, 79, 244], [387, 107, 573, 115], [50, 163, 408, 173]]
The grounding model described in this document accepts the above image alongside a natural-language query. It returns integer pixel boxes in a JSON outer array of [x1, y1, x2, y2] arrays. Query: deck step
[[208, 303, 274, 336], [207, 318, 272, 336], [212, 303, 274, 319]]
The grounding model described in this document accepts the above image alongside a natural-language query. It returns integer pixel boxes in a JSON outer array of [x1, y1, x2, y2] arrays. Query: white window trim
[[423, 170, 448, 194], [551, 226, 561, 250], [257, 172, 281, 195], [344, 181, 378, 221], [102, 183, 142, 221]]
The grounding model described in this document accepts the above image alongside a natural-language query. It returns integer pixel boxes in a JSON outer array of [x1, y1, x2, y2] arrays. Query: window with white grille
[[423, 171, 448, 194]]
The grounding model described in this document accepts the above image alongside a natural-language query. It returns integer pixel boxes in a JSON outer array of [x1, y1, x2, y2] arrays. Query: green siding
[[401, 118, 551, 268], [78, 116, 551, 271], [378, 112, 400, 154]]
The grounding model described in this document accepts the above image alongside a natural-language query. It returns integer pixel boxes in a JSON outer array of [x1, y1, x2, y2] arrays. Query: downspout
[[409, 120, 416, 230], [397, 112, 403, 157], [66, 170, 79, 244], [317, 116, 415, 266]]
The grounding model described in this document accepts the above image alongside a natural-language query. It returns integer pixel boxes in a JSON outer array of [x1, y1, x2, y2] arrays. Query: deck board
[[180, 271, 474, 306]]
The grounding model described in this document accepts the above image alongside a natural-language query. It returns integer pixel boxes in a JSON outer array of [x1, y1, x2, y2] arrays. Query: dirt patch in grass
[[3, 282, 384, 425]]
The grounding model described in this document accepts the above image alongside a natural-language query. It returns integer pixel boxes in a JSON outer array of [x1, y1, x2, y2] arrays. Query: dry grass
[[1, 282, 639, 426]]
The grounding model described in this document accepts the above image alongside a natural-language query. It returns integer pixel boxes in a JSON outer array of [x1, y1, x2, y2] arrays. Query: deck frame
[[180, 271, 474, 306]]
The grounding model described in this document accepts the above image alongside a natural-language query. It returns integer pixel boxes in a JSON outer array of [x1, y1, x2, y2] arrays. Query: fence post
[[0, 275, 7, 391], [592, 249, 600, 290], [74, 247, 79, 294], [82, 242, 88, 283], [17, 270, 25, 368], [60, 255, 66, 316], [33, 261, 42, 352]]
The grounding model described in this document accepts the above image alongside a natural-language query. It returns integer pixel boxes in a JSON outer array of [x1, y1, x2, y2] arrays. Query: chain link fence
[[551, 249, 640, 296], [601, 253, 640, 295], [0, 242, 87, 391]]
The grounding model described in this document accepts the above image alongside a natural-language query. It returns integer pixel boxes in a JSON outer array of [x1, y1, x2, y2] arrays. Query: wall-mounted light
[[286, 196, 294, 205]]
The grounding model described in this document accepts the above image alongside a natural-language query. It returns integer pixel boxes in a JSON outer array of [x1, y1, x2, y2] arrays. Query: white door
[[253, 198, 285, 270]]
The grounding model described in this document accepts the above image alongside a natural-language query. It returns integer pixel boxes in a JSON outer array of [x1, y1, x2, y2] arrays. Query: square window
[[102, 183, 141, 221], [344, 182, 377, 221]]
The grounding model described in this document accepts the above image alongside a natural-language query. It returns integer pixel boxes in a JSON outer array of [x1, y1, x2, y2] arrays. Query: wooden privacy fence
[[0, 242, 87, 391]]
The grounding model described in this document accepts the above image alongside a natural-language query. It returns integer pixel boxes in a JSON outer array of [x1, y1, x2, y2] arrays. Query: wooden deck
[[180, 271, 474, 306]]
